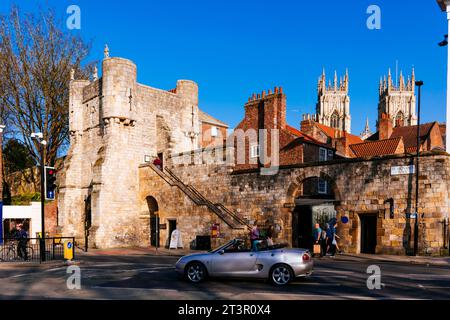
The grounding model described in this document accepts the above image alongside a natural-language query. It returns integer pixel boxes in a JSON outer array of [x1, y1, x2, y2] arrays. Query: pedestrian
[[15, 224, 29, 261], [250, 221, 260, 251], [312, 223, 322, 256], [321, 224, 328, 256], [326, 221, 337, 256], [153, 156, 162, 170], [333, 224, 342, 254], [266, 224, 274, 247]]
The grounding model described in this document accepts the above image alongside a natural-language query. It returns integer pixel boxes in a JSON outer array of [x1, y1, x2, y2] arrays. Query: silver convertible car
[[175, 238, 313, 285]]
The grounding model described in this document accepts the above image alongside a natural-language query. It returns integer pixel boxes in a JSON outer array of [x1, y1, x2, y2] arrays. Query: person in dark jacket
[[326, 222, 337, 256], [15, 224, 29, 261]]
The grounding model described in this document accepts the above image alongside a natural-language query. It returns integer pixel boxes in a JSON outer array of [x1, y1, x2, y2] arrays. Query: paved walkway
[[337, 253, 450, 266], [76, 246, 202, 257]]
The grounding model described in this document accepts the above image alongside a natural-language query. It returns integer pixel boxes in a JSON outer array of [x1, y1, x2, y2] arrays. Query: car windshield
[[209, 239, 288, 253]]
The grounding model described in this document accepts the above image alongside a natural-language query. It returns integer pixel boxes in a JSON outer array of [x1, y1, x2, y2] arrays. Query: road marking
[[417, 284, 450, 290], [408, 274, 450, 278], [10, 274, 28, 278], [315, 270, 353, 275], [293, 282, 342, 286]]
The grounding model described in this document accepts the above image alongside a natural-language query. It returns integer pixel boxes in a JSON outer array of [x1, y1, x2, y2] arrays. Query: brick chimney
[[244, 87, 286, 130], [378, 112, 393, 140], [300, 114, 316, 137]]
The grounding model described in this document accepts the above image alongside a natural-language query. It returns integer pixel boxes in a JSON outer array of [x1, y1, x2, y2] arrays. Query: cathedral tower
[[378, 68, 417, 129], [316, 69, 351, 133]]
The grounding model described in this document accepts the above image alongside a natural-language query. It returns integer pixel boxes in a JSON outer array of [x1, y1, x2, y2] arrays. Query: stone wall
[[139, 151, 450, 255]]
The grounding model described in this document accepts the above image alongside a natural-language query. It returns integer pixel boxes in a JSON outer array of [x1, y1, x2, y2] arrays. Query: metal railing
[[0, 237, 75, 263], [148, 163, 250, 230]]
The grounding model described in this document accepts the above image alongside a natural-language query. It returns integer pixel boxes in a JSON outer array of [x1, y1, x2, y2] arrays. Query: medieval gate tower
[[58, 47, 201, 248]]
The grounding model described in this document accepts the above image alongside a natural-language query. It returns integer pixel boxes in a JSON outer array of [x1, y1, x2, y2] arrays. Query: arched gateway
[[288, 172, 340, 249], [146, 196, 159, 247]]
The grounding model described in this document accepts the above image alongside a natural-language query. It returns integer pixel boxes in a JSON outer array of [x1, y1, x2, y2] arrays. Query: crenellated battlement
[[245, 86, 284, 104]]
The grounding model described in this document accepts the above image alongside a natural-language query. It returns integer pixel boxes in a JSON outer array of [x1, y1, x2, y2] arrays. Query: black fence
[[0, 237, 75, 263]]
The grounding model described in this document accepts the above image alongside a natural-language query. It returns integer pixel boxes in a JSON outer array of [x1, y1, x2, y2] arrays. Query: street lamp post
[[32, 133, 47, 262], [414, 81, 424, 256], [437, 0, 450, 153]]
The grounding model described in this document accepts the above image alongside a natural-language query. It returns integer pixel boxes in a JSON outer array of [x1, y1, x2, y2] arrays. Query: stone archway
[[146, 196, 159, 247], [287, 171, 341, 249]]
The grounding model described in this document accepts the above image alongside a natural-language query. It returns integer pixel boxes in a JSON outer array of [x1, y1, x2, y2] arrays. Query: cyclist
[[14, 224, 29, 261]]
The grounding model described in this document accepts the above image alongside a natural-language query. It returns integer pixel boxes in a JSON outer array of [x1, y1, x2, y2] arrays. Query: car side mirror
[[218, 250, 225, 255]]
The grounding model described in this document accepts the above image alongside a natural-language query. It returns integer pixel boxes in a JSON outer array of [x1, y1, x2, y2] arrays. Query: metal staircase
[[148, 164, 250, 230]]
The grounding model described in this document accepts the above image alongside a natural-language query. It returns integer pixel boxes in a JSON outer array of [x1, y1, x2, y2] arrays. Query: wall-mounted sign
[[211, 224, 220, 238], [341, 216, 349, 224], [391, 165, 415, 176], [159, 224, 167, 230]]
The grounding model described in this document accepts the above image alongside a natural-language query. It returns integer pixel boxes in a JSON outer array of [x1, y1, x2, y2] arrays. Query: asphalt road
[[0, 253, 449, 300]]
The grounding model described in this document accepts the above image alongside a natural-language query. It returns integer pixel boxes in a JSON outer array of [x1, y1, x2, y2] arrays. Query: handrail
[[149, 165, 247, 229]]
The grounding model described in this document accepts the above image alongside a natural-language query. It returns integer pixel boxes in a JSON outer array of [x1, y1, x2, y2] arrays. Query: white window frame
[[250, 144, 259, 158], [211, 126, 218, 137], [318, 179, 328, 194], [319, 147, 333, 162], [327, 149, 334, 160]]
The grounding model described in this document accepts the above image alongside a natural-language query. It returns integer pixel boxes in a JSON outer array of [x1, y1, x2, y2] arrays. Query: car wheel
[[185, 262, 207, 283], [270, 264, 293, 286]]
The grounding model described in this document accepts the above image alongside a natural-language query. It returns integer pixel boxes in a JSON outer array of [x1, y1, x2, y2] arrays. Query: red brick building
[[364, 113, 445, 154], [300, 118, 363, 157], [231, 87, 334, 172]]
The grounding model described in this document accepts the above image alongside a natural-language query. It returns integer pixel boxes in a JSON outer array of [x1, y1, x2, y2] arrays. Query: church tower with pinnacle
[[316, 69, 351, 133], [378, 68, 417, 129]]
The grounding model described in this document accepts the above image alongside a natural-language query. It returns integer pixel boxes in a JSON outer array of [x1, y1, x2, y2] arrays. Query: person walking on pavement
[[326, 221, 337, 256], [312, 223, 322, 256]]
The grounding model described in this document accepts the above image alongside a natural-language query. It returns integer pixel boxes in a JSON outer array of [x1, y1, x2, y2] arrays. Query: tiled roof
[[350, 137, 403, 158], [285, 125, 327, 146], [390, 122, 436, 153], [199, 110, 229, 127], [315, 123, 363, 144]]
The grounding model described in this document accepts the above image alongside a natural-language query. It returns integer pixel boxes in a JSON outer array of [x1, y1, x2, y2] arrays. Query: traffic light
[[45, 166, 57, 200]]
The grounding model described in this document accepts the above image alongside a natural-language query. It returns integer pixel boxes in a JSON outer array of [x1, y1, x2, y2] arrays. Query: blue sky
[[1, 0, 448, 134]]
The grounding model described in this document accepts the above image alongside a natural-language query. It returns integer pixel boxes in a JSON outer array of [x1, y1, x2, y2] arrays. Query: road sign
[[64, 240, 74, 260], [391, 165, 415, 176]]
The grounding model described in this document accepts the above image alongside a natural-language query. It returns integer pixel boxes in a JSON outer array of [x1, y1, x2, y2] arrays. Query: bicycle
[[0, 240, 34, 262]]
